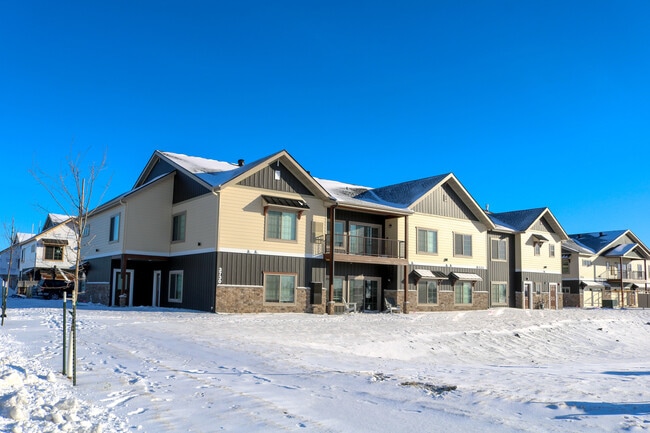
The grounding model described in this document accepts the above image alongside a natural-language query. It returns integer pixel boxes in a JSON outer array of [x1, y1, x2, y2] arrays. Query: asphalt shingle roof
[[568, 230, 627, 254], [488, 208, 547, 232]]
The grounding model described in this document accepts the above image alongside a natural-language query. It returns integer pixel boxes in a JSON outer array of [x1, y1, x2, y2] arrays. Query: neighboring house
[[81, 150, 334, 312], [0, 232, 33, 289], [330, 173, 497, 312], [16, 214, 77, 286], [562, 230, 650, 308], [488, 208, 568, 309]]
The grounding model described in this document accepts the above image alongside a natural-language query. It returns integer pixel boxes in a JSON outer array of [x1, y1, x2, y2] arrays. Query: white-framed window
[[418, 280, 438, 304], [491, 282, 507, 305], [264, 273, 296, 304], [168, 270, 183, 303], [454, 281, 472, 304], [109, 213, 121, 242], [535, 282, 542, 294], [454, 233, 472, 257], [172, 212, 186, 242], [562, 286, 570, 294], [44, 245, 64, 261], [82, 224, 90, 237], [542, 282, 550, 293], [417, 228, 438, 254], [266, 210, 297, 241], [491, 238, 507, 261], [534, 242, 541, 256], [549, 244, 555, 258], [582, 259, 592, 267]]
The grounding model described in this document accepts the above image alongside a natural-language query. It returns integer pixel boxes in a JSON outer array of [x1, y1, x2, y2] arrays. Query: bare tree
[[1, 219, 17, 326], [31, 150, 109, 385]]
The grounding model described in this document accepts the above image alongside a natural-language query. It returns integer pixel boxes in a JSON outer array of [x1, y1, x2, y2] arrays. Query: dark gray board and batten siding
[[413, 183, 479, 220]]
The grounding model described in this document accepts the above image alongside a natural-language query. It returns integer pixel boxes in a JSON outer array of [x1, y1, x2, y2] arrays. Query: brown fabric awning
[[42, 238, 69, 246]]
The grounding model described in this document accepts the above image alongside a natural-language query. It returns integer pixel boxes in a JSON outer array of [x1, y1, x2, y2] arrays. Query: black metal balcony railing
[[323, 234, 405, 259], [603, 269, 646, 281]]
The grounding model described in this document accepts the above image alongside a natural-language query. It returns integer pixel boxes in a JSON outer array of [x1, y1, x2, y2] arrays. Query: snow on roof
[[568, 230, 628, 254], [48, 213, 70, 224], [315, 178, 411, 214], [356, 174, 450, 207], [160, 151, 285, 189], [603, 243, 638, 257], [562, 238, 594, 254], [15, 232, 35, 243], [488, 208, 547, 232]]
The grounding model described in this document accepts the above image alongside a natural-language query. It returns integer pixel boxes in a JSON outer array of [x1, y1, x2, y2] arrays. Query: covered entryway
[[112, 269, 134, 307]]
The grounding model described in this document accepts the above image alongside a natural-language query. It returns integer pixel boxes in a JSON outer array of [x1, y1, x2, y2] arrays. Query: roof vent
[[237, 159, 245, 167], [599, 232, 605, 237]]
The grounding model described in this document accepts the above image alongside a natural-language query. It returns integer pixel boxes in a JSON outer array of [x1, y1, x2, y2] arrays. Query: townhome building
[[488, 208, 568, 309], [0, 232, 33, 290], [79, 149, 574, 314], [17, 214, 77, 289], [562, 230, 650, 308], [81, 150, 334, 312]]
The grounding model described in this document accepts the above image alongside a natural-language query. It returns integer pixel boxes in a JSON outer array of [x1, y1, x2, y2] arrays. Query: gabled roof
[[315, 178, 412, 216], [489, 208, 569, 240], [350, 173, 494, 227], [136, 150, 333, 200], [356, 174, 450, 208], [42, 213, 72, 231], [568, 230, 650, 258]]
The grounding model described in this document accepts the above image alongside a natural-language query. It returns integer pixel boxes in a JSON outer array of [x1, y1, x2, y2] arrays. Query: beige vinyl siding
[[123, 176, 175, 253], [407, 213, 488, 266], [36, 223, 78, 270], [170, 194, 219, 255], [81, 203, 126, 258], [217, 185, 327, 256], [518, 232, 563, 273]]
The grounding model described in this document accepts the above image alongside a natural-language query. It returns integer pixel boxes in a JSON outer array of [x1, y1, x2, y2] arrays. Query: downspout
[[403, 215, 409, 314], [212, 189, 221, 313], [327, 204, 338, 315]]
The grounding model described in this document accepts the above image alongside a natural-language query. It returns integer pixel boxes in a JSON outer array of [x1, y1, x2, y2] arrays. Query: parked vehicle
[[35, 279, 74, 300]]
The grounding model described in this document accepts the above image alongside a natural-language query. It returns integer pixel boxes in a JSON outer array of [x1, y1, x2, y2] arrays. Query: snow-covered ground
[[2, 295, 650, 433]]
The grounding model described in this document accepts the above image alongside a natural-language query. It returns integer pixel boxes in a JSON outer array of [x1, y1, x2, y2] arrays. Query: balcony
[[322, 234, 406, 265], [602, 269, 647, 282]]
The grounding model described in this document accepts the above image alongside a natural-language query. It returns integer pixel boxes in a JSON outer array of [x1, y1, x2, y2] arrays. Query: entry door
[[523, 282, 533, 309], [152, 270, 162, 307], [349, 276, 381, 312], [112, 269, 134, 307], [549, 283, 558, 309]]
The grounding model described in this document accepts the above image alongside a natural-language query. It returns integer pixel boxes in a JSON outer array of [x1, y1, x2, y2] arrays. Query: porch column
[[403, 215, 409, 314], [327, 205, 336, 315], [120, 255, 128, 306], [620, 257, 624, 307]]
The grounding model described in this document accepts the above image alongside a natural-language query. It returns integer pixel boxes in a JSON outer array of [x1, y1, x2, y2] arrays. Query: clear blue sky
[[2, 1, 650, 249]]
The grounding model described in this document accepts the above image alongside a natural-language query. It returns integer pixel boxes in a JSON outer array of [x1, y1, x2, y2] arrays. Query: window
[[169, 271, 183, 303], [417, 229, 438, 254], [491, 239, 506, 261], [44, 245, 64, 261], [454, 234, 472, 257], [109, 214, 120, 242], [535, 282, 542, 294], [172, 212, 186, 242], [264, 273, 296, 303], [491, 283, 507, 305], [455, 282, 472, 304], [266, 210, 297, 241], [582, 259, 592, 267], [534, 242, 541, 256], [333, 276, 344, 303], [562, 258, 570, 274], [549, 244, 555, 257], [82, 225, 90, 237], [418, 280, 438, 304], [334, 221, 345, 252]]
